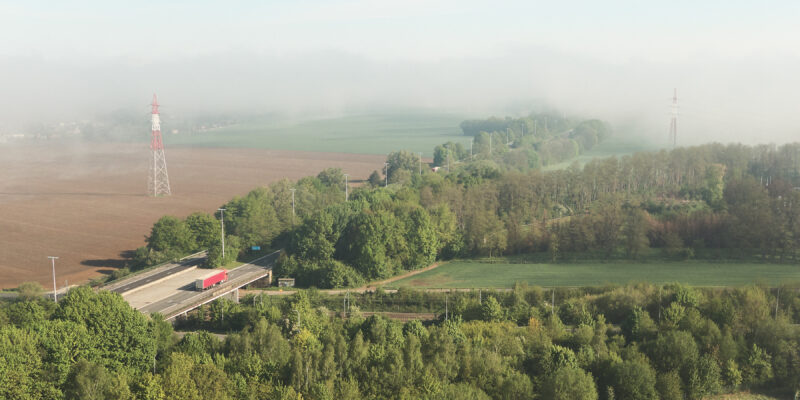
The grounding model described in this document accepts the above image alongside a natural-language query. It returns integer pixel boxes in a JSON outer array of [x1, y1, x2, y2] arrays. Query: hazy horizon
[[1, 1, 798, 145]]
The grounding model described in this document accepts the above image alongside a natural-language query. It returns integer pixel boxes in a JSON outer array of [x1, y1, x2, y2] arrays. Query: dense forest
[[6, 113, 800, 399], [132, 136, 800, 289], [2, 282, 799, 398]]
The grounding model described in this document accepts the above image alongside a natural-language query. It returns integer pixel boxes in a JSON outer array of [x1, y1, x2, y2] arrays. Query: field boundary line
[[361, 261, 446, 289]]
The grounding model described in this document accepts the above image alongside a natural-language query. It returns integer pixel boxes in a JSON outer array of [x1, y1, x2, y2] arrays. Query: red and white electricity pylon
[[148, 94, 171, 196]]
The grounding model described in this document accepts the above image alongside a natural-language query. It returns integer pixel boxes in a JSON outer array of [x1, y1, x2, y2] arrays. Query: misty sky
[[1, 0, 799, 143]]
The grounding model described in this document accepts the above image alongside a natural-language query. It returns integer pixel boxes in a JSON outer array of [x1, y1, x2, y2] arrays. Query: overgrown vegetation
[[2, 283, 799, 398]]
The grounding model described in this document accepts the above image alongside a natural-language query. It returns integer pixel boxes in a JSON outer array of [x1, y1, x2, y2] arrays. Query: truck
[[195, 269, 228, 291]]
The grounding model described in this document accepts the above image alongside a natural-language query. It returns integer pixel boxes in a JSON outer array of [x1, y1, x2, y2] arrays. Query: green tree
[[741, 343, 773, 388], [54, 287, 156, 371], [386, 150, 420, 182], [147, 215, 196, 253], [480, 296, 504, 322], [402, 207, 440, 269], [161, 353, 201, 400], [655, 371, 683, 400], [317, 168, 345, 187], [368, 170, 382, 187], [63, 359, 130, 400], [185, 212, 220, 249], [621, 205, 650, 258], [0, 326, 46, 399], [224, 188, 280, 248], [608, 359, 658, 400], [542, 366, 598, 400]]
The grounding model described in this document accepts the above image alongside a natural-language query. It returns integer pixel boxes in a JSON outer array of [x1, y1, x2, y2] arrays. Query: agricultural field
[[0, 142, 384, 289], [165, 112, 469, 157], [390, 260, 800, 288]]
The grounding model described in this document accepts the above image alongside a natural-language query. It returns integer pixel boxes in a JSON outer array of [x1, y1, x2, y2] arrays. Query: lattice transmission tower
[[669, 88, 678, 147], [148, 94, 172, 196]]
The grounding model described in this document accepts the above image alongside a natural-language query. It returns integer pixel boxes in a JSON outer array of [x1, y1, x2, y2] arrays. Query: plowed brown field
[[0, 142, 384, 289]]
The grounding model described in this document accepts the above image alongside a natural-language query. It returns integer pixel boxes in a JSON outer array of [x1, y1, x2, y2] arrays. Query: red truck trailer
[[195, 269, 228, 291]]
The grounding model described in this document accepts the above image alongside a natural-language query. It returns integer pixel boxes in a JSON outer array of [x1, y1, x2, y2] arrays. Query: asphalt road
[[109, 253, 207, 294], [135, 251, 278, 318]]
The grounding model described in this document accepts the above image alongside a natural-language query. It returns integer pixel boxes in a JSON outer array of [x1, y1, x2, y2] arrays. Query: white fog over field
[[0, 1, 798, 144]]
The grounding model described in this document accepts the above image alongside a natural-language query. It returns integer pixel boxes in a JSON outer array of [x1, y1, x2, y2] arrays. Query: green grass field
[[390, 260, 800, 288], [165, 112, 468, 157]]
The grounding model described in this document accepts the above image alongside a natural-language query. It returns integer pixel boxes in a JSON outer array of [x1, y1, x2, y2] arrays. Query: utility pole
[[418, 152, 423, 175], [344, 174, 349, 201], [217, 208, 226, 259], [289, 188, 296, 224], [47, 256, 58, 303], [148, 94, 171, 196], [669, 88, 678, 147], [384, 162, 389, 186]]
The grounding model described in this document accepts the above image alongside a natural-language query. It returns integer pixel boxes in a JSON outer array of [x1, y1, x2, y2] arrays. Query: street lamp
[[343, 174, 349, 201], [217, 208, 226, 259], [47, 256, 58, 303]]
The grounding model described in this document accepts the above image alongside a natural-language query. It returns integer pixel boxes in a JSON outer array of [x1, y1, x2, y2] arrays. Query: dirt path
[[246, 262, 446, 296], [359, 262, 444, 290]]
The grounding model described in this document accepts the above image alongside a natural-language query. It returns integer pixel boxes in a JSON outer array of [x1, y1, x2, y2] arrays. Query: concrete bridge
[[102, 251, 277, 321]]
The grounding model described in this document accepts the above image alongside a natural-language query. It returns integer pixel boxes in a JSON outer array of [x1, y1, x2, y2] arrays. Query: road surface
[[106, 252, 207, 294], [131, 251, 278, 319]]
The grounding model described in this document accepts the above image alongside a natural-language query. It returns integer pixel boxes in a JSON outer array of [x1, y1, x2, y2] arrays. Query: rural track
[[249, 261, 446, 296]]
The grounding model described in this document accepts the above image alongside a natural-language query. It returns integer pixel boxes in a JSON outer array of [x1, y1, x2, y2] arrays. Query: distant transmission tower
[[669, 88, 678, 147], [148, 94, 171, 196]]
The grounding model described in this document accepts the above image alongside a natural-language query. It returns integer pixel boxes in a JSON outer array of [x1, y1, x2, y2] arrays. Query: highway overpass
[[102, 251, 277, 321]]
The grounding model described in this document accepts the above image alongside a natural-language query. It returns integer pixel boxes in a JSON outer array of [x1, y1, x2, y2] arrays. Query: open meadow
[[390, 260, 800, 288], [165, 112, 469, 157]]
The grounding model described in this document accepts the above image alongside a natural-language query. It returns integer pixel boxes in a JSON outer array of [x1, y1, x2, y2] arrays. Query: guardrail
[[102, 250, 207, 292], [160, 251, 279, 320]]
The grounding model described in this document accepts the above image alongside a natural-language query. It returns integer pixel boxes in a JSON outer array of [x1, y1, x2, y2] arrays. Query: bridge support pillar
[[224, 289, 239, 303]]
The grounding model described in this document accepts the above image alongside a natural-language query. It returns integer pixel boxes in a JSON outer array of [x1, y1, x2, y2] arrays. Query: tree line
[[2, 281, 798, 398], [131, 138, 800, 288]]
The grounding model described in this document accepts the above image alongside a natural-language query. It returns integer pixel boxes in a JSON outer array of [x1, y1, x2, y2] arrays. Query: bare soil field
[[0, 141, 384, 289]]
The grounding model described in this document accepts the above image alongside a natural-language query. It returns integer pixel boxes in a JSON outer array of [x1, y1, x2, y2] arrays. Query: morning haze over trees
[[17, 111, 788, 398], [4, 1, 799, 398]]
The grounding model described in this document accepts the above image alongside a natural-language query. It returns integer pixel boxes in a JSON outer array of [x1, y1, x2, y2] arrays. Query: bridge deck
[[116, 251, 278, 320]]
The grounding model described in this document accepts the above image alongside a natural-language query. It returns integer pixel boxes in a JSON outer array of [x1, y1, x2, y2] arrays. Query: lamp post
[[47, 256, 58, 303], [217, 208, 226, 259]]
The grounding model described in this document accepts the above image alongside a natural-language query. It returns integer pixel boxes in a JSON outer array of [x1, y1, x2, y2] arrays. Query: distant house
[[278, 278, 295, 287]]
